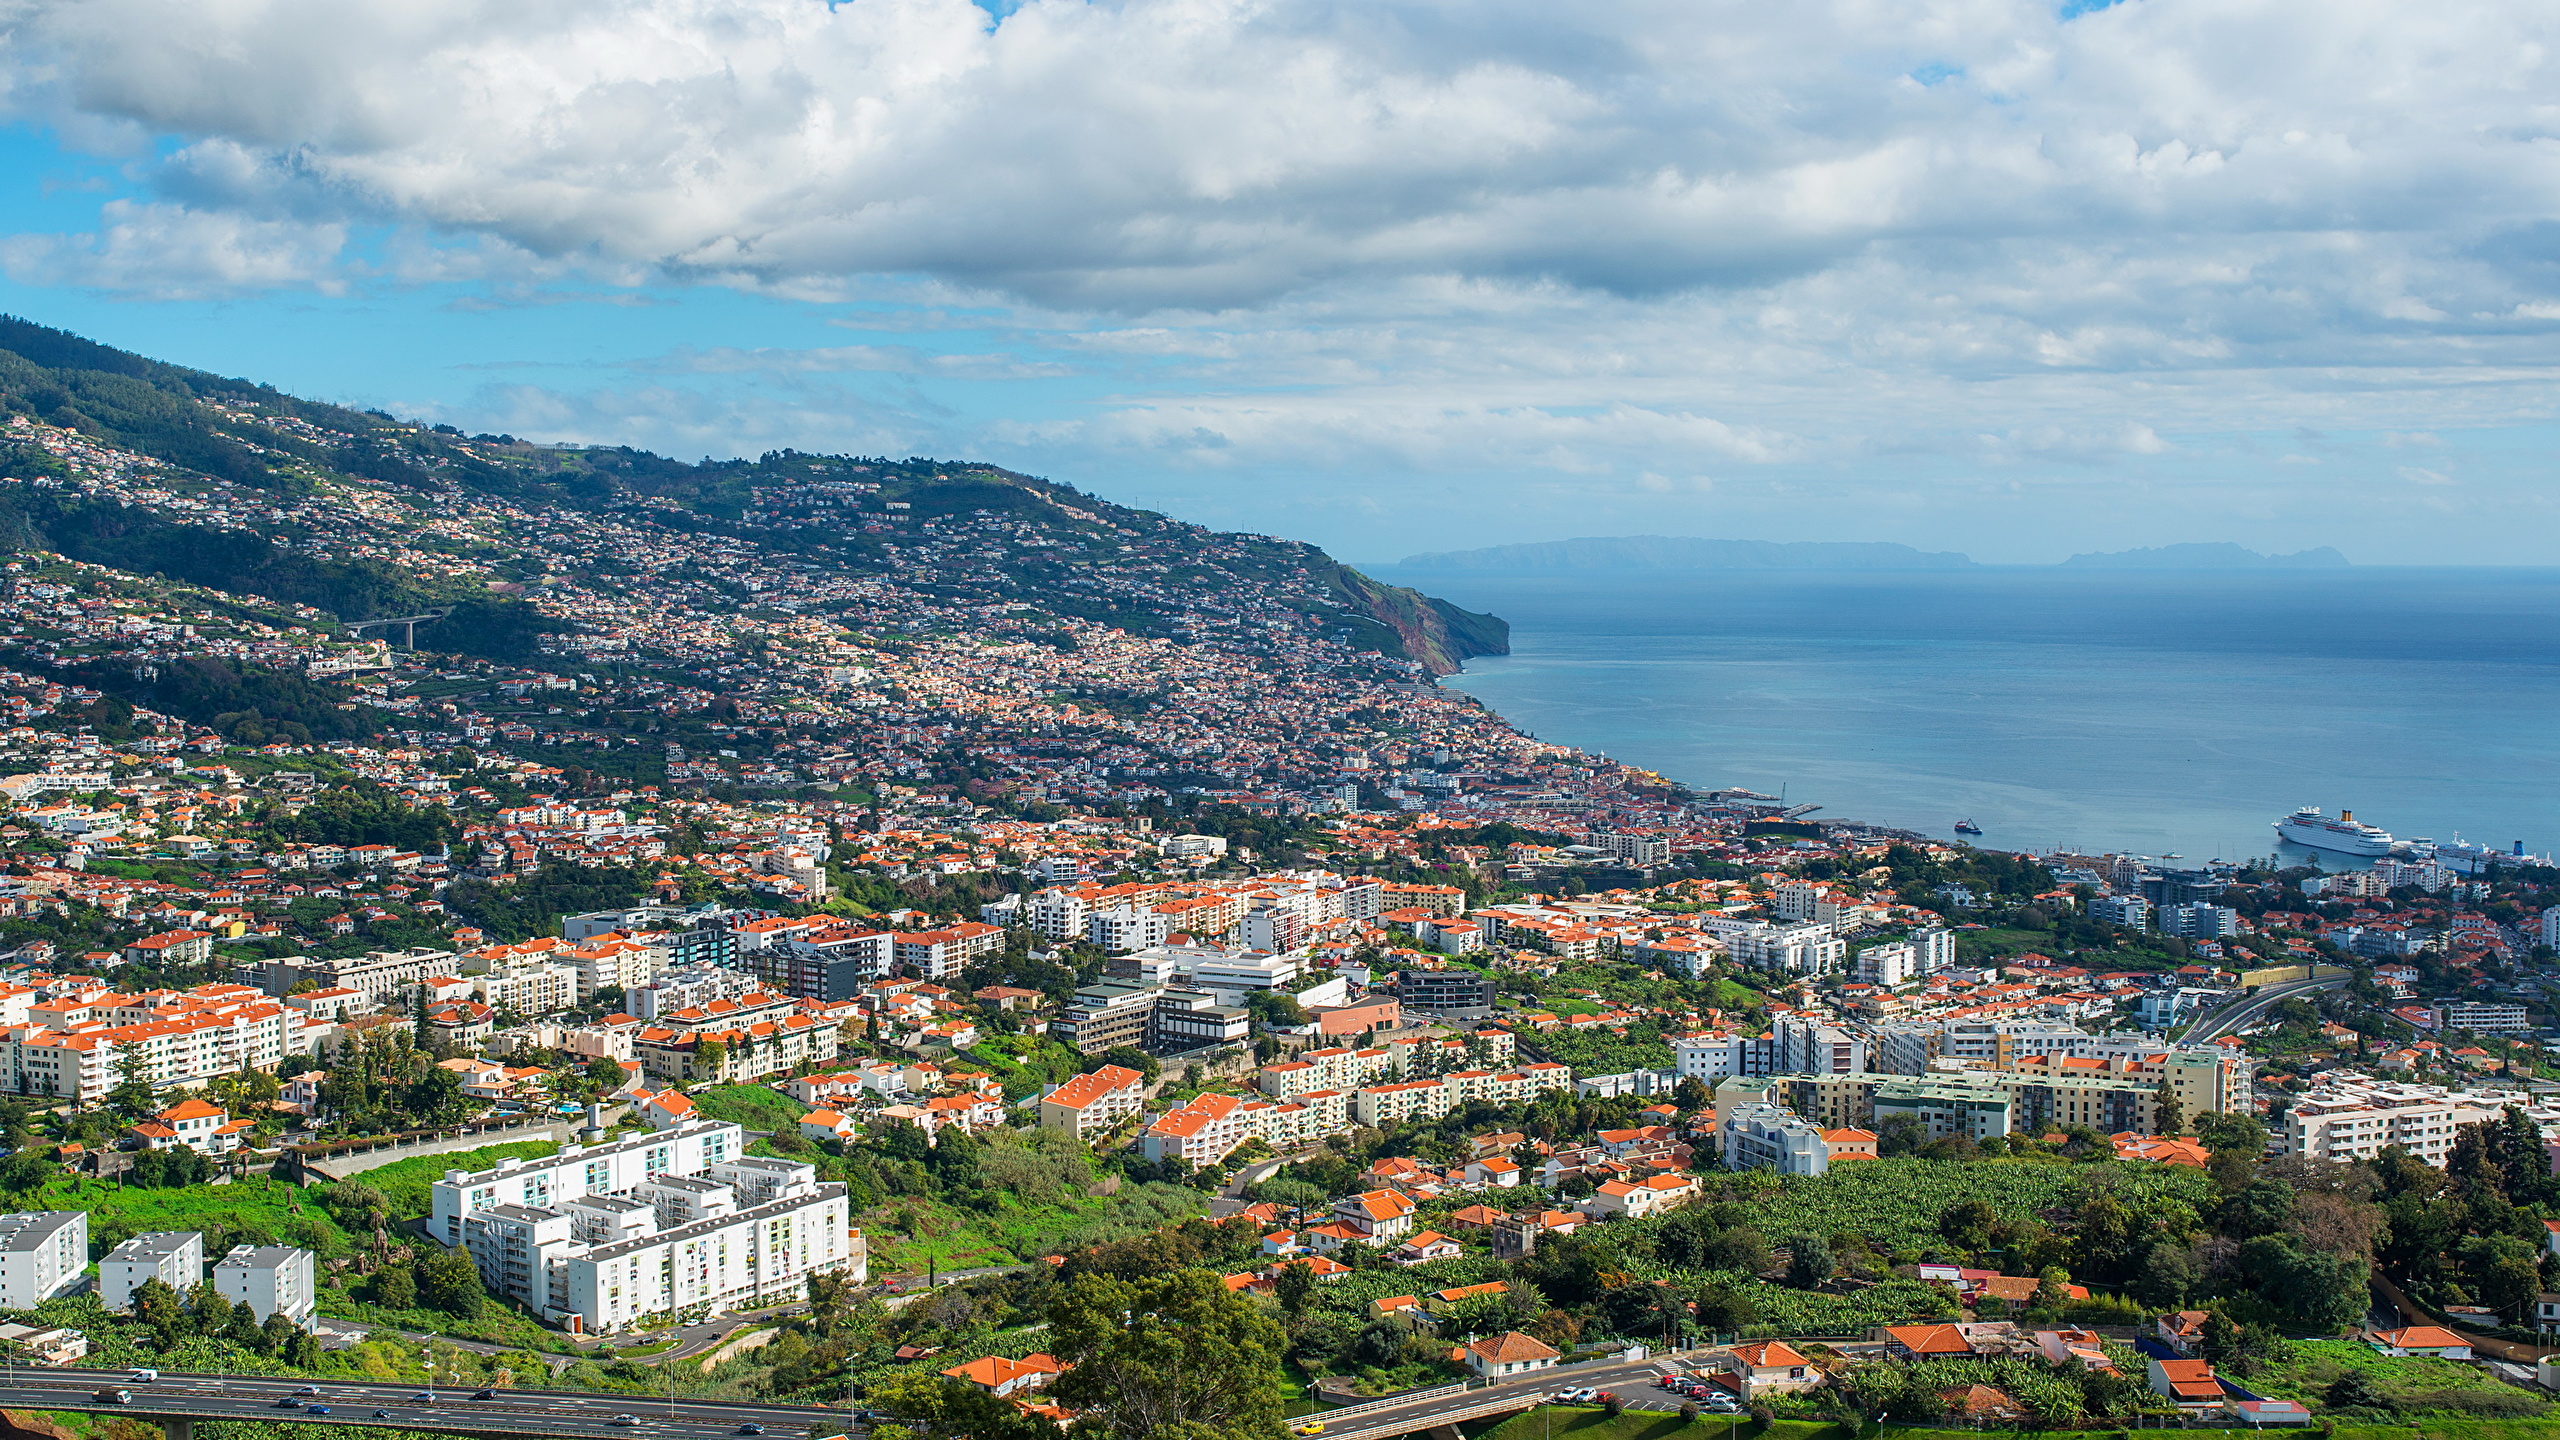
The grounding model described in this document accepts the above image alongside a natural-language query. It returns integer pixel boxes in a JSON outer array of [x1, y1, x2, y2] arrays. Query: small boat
[[1954, 819, 1983, 835]]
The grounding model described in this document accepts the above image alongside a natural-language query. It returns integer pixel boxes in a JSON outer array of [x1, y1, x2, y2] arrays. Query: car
[[275, 1399, 305, 1410], [92, 1391, 131, 1406], [128, 1371, 159, 1385], [473, 1390, 498, 1401], [374, 1411, 393, 1420], [609, 1416, 638, 1428], [309, 1406, 332, 1416], [413, 1393, 437, 1403], [294, 1387, 322, 1397], [1292, 1425, 1326, 1437], [1654, 1378, 1684, 1391], [1592, 1392, 1618, 1406], [1560, 1389, 1596, 1404], [738, 1426, 766, 1436]]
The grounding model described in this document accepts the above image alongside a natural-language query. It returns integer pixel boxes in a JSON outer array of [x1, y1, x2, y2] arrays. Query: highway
[[1317, 1351, 1693, 1440], [0, 1367, 849, 1440], [2180, 974, 2346, 1044]]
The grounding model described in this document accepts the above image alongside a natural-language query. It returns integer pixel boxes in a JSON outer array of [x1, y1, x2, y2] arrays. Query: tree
[[1091, 1046, 1161, 1083], [2031, 1266, 2075, 1316], [2133, 1241, 2199, 1308], [865, 1373, 1056, 1440], [0, 1150, 53, 1197], [2154, 1085, 2185, 1138], [1938, 1199, 1997, 1252], [1691, 1280, 1759, 1332], [191, 1281, 235, 1338], [223, 1301, 265, 1352], [1672, 1077, 1711, 1112], [2197, 1111, 2269, 1192], [1274, 1260, 1314, 1317], [129, 1277, 186, 1342], [1874, 1114, 1926, 1157], [584, 1055, 627, 1091], [373, 1265, 418, 1309], [402, 1065, 467, 1126], [2324, 1369, 2391, 1412], [692, 1039, 727, 1079], [1045, 1269, 1288, 1440], [1785, 1234, 1834, 1288], [107, 1049, 159, 1122], [415, 1248, 486, 1319]]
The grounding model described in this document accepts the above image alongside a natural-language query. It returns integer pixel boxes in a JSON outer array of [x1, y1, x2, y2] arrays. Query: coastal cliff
[[1328, 563, 1509, 675]]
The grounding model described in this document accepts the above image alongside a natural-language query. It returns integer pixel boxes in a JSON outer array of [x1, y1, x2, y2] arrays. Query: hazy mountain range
[[1390, 536, 2351, 572]]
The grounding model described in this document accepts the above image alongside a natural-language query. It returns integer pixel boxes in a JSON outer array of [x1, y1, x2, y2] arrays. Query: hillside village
[[0, 322, 2558, 1435]]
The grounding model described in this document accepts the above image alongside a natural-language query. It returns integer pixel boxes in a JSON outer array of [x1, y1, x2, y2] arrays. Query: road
[[0, 1367, 848, 1440], [2180, 975, 2346, 1044], [1317, 1352, 1698, 1440]]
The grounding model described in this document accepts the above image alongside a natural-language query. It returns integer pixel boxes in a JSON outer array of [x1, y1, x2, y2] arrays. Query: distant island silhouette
[[1390, 536, 2350, 572]]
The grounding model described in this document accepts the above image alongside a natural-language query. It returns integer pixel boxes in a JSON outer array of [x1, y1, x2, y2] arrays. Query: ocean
[[1362, 565, 2560, 865]]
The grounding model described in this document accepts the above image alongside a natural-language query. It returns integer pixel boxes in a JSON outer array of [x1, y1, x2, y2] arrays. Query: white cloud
[[7, 0, 2560, 560], [0, 199, 344, 298], [2397, 465, 2456, 486], [2, 0, 2558, 318]]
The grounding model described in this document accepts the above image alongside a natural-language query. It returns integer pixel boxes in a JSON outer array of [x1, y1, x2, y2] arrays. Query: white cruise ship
[[2275, 807, 2395, 857]]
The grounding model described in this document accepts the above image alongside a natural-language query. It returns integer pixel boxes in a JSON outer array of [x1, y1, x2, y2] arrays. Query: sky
[[2, 0, 2558, 565]]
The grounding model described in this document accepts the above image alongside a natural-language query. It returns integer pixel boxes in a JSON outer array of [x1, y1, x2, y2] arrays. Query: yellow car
[[1292, 1424, 1327, 1436]]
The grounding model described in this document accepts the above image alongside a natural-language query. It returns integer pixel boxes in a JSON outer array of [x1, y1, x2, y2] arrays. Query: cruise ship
[[2274, 806, 2395, 857]]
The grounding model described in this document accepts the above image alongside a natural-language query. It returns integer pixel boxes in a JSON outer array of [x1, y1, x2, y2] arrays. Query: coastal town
[[0, 324, 2556, 1438]]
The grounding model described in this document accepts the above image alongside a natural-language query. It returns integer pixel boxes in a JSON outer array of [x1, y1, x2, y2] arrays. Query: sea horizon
[[1371, 563, 2560, 866]]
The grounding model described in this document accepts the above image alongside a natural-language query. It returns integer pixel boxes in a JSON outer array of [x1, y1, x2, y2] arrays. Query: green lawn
[[1950, 927, 2055, 961], [362, 1140, 566, 1219], [2242, 1338, 2548, 1418], [689, 1083, 808, 1131], [864, 1181, 1211, 1275], [51, 1173, 355, 1258]]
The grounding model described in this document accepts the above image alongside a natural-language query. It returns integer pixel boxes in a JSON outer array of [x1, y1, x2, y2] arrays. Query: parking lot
[[1552, 1368, 1749, 1417]]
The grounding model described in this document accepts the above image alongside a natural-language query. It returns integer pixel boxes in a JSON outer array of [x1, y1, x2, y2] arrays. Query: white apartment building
[[469, 956, 579, 1017], [1773, 882, 1851, 926], [1600, 834, 1672, 866], [239, 947, 458, 1005], [1857, 943, 1916, 987], [1025, 890, 1089, 942], [1672, 1033, 1773, 1082], [1725, 922, 1844, 974], [214, 1245, 315, 1324], [100, 1231, 202, 1311], [2275, 1078, 2535, 1166], [1191, 951, 1302, 1001], [1774, 1017, 1865, 1076], [450, 1131, 861, 1335], [1721, 1103, 1829, 1176], [432, 1121, 744, 1245], [1086, 906, 1173, 954], [569, 939, 663, 1003], [0, 1212, 87, 1309], [2439, 1002, 2533, 1035], [9, 996, 299, 1103], [634, 966, 767, 1019]]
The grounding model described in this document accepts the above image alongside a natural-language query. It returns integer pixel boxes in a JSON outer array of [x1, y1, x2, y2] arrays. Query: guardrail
[[1316, 1382, 1470, 1418]]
